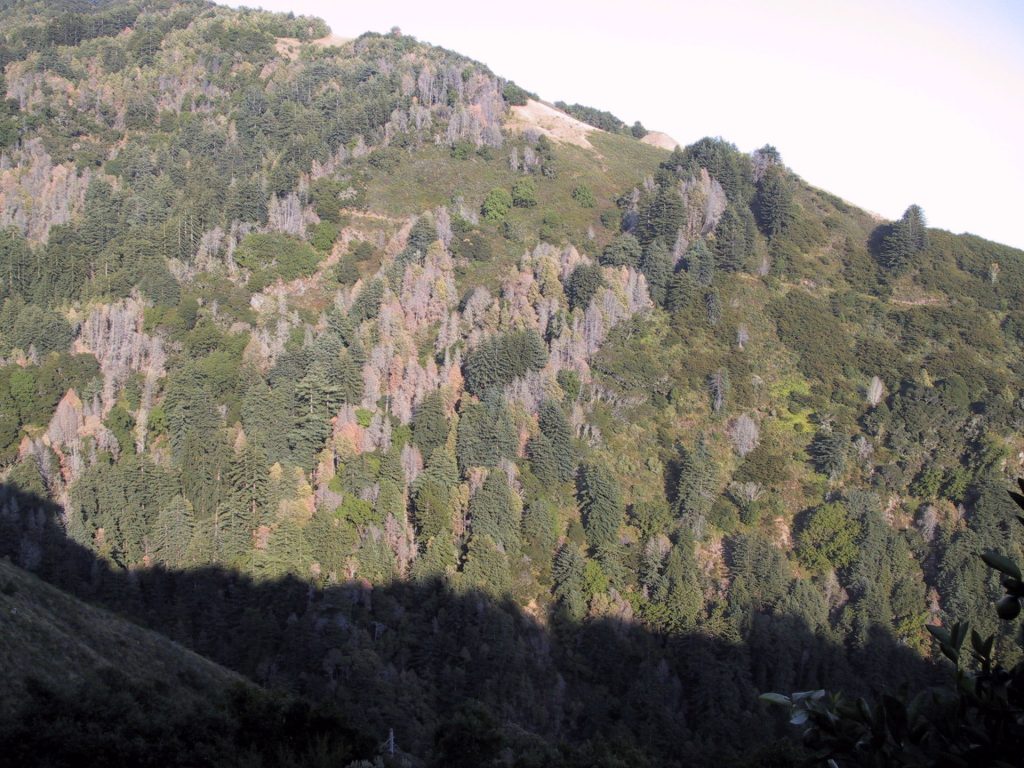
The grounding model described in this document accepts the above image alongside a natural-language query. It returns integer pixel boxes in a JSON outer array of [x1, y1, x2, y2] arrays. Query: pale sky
[[231, 0, 1024, 249]]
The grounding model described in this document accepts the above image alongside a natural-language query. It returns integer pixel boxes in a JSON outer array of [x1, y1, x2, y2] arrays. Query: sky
[[231, 0, 1024, 248]]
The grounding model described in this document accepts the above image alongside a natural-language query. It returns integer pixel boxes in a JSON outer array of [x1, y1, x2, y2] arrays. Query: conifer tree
[[879, 204, 928, 272], [257, 516, 311, 579], [687, 240, 716, 287], [809, 428, 849, 480], [674, 437, 716, 526], [600, 233, 641, 268], [647, 545, 703, 632], [456, 397, 517, 473], [152, 495, 196, 567], [469, 471, 522, 553], [350, 278, 385, 322], [553, 544, 588, 619], [213, 498, 254, 568], [413, 390, 448, 458], [411, 535, 458, 581], [577, 462, 624, 551], [227, 441, 269, 526], [523, 500, 559, 558], [639, 238, 672, 305], [241, 378, 292, 466], [713, 206, 751, 272], [291, 363, 343, 468], [462, 534, 512, 596], [665, 270, 695, 314], [755, 166, 793, 238], [464, 330, 547, 396], [527, 432, 559, 485], [538, 400, 574, 481], [306, 505, 357, 577], [356, 531, 396, 583], [565, 263, 604, 311], [637, 185, 684, 245], [413, 472, 455, 541], [180, 430, 228, 518]]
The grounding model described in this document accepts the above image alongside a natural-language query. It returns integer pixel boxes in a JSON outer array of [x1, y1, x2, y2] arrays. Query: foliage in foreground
[[764, 482, 1024, 766]]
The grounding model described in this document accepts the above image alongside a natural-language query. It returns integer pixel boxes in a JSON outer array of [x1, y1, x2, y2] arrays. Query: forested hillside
[[1, 1, 1023, 765]]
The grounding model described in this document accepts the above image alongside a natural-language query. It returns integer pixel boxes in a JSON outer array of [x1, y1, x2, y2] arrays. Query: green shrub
[[233, 233, 321, 291], [310, 221, 339, 253], [481, 188, 513, 222], [511, 178, 537, 208], [502, 82, 533, 106], [572, 184, 596, 208]]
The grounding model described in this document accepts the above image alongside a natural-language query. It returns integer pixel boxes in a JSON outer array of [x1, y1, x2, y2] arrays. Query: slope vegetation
[[0, 0, 1023, 765], [0, 556, 368, 766]]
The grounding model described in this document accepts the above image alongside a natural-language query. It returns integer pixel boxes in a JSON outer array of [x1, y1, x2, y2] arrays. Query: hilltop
[[1, 1, 1023, 765]]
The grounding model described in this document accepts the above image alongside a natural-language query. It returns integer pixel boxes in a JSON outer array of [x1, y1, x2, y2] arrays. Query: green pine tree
[[577, 462, 624, 551]]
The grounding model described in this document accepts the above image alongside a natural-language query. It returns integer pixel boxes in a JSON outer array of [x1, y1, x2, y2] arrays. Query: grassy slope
[[0, 557, 242, 720]]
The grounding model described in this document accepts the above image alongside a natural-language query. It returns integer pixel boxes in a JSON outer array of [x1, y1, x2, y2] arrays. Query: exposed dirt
[[508, 99, 597, 149], [640, 131, 680, 151], [311, 33, 351, 48], [274, 34, 351, 61]]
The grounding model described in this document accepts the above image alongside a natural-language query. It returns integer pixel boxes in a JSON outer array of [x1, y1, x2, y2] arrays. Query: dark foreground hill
[[0, 550, 371, 767], [2, 480, 939, 767]]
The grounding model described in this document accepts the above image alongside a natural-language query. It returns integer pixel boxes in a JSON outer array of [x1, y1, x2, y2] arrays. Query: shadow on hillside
[[0, 482, 940, 766]]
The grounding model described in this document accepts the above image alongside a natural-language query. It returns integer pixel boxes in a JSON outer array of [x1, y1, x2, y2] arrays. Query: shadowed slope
[[0, 481, 939, 766]]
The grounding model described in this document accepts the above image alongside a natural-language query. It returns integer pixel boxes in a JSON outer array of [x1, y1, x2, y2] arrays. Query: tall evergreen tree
[[674, 437, 716, 527], [151, 495, 196, 567], [538, 400, 574, 481], [878, 204, 928, 272], [469, 471, 522, 553], [456, 396, 517, 474], [290, 363, 343, 468], [639, 238, 672, 305], [754, 166, 793, 238], [413, 390, 449, 459], [713, 206, 751, 272], [553, 544, 588, 619], [227, 441, 269, 527], [577, 462, 624, 551], [686, 240, 716, 286], [527, 432, 559, 486], [462, 534, 512, 596]]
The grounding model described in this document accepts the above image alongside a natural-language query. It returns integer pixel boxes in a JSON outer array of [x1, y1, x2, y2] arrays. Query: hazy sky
[[231, 0, 1024, 248]]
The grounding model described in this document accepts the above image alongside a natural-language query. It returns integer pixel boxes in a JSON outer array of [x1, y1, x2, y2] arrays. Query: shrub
[[502, 82, 533, 106], [481, 188, 513, 222], [234, 234, 321, 291], [511, 178, 537, 208], [310, 221, 339, 253], [572, 184, 596, 208]]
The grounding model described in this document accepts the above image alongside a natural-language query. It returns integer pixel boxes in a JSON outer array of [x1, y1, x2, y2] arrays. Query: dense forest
[[1, 1, 1023, 765]]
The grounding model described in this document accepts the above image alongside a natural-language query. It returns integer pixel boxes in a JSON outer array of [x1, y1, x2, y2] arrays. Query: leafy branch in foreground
[[761, 479, 1024, 766]]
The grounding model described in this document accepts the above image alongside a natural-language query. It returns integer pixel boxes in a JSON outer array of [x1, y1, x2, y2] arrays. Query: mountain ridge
[[1, 1, 1023, 765]]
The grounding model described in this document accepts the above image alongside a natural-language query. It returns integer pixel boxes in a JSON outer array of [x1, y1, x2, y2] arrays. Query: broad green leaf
[[981, 551, 1021, 581]]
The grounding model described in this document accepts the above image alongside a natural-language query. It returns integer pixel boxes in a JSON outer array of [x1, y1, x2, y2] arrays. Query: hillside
[[0, 556, 368, 766], [1, 1, 1023, 765]]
